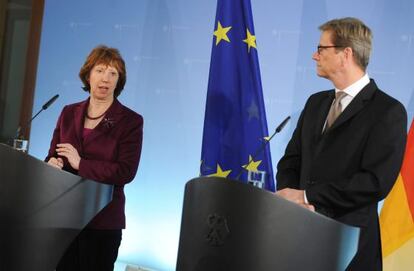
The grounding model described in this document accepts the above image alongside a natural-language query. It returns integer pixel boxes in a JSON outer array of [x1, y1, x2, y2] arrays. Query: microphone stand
[[13, 94, 59, 152], [235, 116, 291, 180]]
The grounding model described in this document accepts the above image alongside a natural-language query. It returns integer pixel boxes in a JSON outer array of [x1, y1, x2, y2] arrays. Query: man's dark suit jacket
[[276, 80, 407, 271], [46, 98, 143, 229]]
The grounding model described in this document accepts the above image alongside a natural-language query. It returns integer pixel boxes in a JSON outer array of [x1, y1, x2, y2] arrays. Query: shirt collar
[[335, 73, 370, 98]]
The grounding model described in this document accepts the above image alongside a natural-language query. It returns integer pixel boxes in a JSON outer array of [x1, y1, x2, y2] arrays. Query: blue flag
[[200, 0, 275, 191]]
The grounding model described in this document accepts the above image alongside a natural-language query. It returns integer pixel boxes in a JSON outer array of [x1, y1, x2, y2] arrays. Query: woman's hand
[[56, 143, 81, 170], [47, 157, 64, 169]]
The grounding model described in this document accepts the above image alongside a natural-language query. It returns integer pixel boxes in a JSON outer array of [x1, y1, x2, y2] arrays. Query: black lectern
[[176, 177, 360, 271], [0, 144, 113, 271]]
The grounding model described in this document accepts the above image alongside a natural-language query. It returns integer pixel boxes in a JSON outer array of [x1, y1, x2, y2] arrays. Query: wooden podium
[[0, 144, 113, 271], [176, 177, 360, 271]]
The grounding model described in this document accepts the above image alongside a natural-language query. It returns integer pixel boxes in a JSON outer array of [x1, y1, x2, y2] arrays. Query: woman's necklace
[[86, 107, 109, 120]]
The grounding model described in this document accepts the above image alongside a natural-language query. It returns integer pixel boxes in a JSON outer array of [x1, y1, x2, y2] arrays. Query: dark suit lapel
[[314, 91, 335, 139], [73, 99, 88, 148], [327, 79, 377, 132], [312, 91, 334, 156]]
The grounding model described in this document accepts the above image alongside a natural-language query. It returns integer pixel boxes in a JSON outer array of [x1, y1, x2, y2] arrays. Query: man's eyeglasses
[[317, 45, 345, 54]]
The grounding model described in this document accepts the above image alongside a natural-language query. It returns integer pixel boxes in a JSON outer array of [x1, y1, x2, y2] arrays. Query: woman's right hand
[[47, 157, 64, 169]]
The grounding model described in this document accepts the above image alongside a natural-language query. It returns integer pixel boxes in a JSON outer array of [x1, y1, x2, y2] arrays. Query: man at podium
[[45, 45, 143, 271], [275, 18, 407, 270]]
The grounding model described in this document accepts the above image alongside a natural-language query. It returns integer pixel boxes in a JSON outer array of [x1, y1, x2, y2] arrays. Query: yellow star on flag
[[243, 28, 257, 52], [213, 21, 232, 46], [243, 155, 262, 172], [209, 164, 232, 178]]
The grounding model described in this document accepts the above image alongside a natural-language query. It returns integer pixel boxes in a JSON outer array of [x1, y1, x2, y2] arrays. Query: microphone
[[16, 94, 59, 139], [42, 94, 59, 110], [275, 115, 290, 133], [235, 116, 291, 180]]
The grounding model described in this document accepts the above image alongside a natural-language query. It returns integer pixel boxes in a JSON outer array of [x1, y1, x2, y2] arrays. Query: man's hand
[[276, 188, 305, 204], [276, 188, 315, 211], [298, 203, 315, 212]]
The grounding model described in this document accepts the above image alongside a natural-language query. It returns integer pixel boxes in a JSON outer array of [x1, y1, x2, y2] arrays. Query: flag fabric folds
[[380, 119, 414, 270], [200, 0, 274, 191]]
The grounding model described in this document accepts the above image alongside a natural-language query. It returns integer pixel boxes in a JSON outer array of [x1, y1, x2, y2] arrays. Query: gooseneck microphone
[[41, 94, 59, 110], [235, 116, 291, 180], [16, 94, 59, 139], [275, 115, 291, 133]]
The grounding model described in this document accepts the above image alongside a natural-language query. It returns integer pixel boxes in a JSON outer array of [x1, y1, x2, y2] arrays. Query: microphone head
[[42, 94, 59, 110], [275, 116, 291, 133]]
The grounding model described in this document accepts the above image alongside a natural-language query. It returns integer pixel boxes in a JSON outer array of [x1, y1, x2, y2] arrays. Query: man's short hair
[[319, 17, 372, 70]]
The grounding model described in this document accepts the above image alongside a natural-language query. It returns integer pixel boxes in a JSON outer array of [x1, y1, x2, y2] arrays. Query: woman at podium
[[45, 45, 143, 271]]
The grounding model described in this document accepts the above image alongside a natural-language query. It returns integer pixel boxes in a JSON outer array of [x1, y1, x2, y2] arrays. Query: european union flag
[[200, 0, 275, 191]]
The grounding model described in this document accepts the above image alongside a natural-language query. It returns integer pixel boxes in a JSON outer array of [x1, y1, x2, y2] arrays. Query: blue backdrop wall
[[29, 0, 414, 270]]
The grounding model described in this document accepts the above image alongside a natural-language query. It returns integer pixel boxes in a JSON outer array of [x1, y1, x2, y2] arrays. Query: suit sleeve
[[306, 102, 407, 216], [78, 114, 143, 186], [276, 103, 307, 190], [45, 107, 65, 162]]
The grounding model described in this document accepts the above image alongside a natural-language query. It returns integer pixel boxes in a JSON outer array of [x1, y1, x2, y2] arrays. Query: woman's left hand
[[56, 143, 81, 170]]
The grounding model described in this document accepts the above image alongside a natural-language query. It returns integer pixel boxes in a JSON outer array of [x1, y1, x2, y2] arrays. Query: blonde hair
[[319, 17, 372, 70]]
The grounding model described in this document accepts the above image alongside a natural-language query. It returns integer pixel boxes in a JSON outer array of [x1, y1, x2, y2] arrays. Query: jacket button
[[307, 180, 316, 185]]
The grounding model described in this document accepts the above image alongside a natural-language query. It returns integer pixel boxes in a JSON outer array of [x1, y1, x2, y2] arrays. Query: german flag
[[380, 119, 414, 270]]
